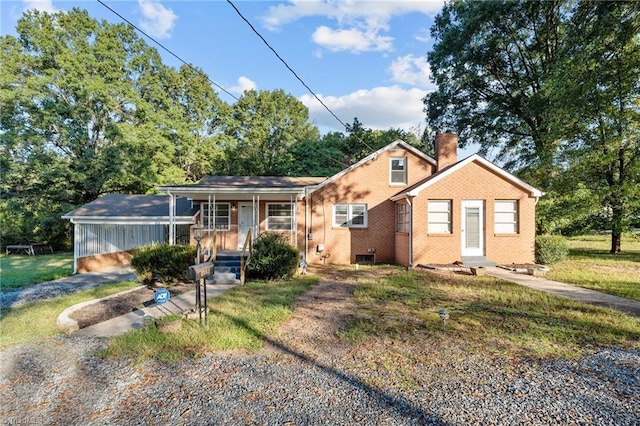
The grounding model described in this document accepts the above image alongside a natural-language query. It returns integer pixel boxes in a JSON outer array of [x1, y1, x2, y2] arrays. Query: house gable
[[307, 140, 436, 197], [391, 154, 543, 201]]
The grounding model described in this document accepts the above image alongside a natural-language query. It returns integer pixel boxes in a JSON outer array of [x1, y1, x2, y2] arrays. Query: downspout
[[304, 187, 309, 261], [168, 191, 175, 245], [405, 194, 413, 269], [73, 219, 79, 274]]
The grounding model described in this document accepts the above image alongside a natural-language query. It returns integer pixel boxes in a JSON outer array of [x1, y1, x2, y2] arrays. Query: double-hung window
[[333, 204, 367, 228], [201, 203, 231, 231], [390, 157, 407, 184], [267, 203, 294, 231], [428, 200, 451, 234], [494, 200, 518, 234], [397, 203, 410, 233]]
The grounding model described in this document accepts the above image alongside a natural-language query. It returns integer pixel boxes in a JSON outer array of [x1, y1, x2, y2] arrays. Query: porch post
[[73, 220, 79, 274], [168, 191, 175, 245]]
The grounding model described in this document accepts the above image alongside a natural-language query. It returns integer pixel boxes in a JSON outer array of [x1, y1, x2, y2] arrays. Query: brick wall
[[301, 147, 434, 264], [410, 160, 537, 265]]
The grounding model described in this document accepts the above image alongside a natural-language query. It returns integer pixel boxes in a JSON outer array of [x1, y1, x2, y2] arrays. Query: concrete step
[[461, 256, 497, 267], [209, 272, 241, 284]]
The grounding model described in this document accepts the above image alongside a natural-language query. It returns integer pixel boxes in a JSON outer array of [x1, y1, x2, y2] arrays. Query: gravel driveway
[[1, 276, 638, 425]]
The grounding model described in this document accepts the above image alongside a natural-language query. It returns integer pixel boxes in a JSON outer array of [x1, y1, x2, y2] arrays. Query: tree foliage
[[0, 9, 225, 247], [220, 89, 319, 176]]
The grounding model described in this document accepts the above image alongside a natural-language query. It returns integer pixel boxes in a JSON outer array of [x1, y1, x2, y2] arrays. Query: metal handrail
[[240, 231, 253, 285]]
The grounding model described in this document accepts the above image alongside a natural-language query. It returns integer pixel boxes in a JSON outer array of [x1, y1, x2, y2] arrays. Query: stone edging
[[56, 285, 146, 333]]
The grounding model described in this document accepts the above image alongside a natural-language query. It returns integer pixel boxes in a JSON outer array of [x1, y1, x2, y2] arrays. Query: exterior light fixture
[[438, 309, 450, 331], [231, 202, 237, 212]]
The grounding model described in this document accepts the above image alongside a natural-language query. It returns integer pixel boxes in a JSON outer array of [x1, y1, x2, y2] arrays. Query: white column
[[168, 191, 175, 245]]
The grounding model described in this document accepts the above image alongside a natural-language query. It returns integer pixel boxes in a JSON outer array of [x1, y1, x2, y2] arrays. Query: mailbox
[[187, 262, 214, 281]]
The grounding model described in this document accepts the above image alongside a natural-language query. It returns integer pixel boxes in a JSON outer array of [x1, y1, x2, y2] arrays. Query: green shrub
[[131, 243, 196, 285], [247, 233, 299, 280], [535, 235, 569, 264]]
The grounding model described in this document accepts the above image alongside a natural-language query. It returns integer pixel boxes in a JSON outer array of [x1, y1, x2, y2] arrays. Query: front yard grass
[[0, 280, 140, 349], [99, 275, 318, 362], [0, 253, 74, 289], [544, 234, 640, 301], [343, 268, 640, 359]]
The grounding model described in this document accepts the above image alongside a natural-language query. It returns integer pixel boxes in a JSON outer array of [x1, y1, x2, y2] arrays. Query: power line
[[97, 0, 239, 102], [96, 0, 351, 171], [225, 0, 377, 154]]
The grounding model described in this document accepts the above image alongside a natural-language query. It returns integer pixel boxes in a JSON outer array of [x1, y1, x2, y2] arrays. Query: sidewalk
[[67, 283, 237, 337], [486, 267, 640, 318]]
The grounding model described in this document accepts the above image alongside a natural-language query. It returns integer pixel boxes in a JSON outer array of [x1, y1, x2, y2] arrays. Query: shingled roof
[[62, 194, 197, 222]]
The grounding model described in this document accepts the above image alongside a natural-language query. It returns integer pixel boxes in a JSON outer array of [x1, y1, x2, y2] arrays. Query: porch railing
[[240, 231, 253, 285]]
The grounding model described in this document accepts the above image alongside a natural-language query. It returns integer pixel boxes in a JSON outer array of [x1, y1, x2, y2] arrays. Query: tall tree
[[424, 0, 564, 185], [221, 89, 319, 175], [0, 9, 226, 247], [550, 1, 640, 252]]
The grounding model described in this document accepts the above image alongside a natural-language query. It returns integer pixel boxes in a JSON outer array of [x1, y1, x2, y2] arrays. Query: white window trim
[[201, 202, 231, 231], [266, 203, 294, 231], [428, 200, 452, 234], [494, 200, 518, 234], [389, 156, 407, 185], [333, 203, 368, 228]]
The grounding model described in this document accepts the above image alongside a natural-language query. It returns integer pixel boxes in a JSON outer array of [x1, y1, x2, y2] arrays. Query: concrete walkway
[[68, 283, 237, 337], [486, 267, 640, 318]]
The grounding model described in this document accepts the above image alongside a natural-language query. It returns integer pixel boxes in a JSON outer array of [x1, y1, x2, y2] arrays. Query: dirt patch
[[69, 282, 193, 329], [265, 265, 404, 361]]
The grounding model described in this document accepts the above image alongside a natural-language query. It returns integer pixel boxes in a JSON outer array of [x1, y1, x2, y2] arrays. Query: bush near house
[[130, 244, 196, 285], [535, 235, 569, 264], [247, 233, 299, 280]]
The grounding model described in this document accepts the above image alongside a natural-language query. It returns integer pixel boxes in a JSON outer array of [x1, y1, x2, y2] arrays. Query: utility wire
[[226, 0, 377, 154], [97, 0, 350, 171], [97, 0, 239, 102]]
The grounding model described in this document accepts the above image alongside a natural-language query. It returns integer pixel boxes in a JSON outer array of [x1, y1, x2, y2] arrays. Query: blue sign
[[154, 288, 170, 305]]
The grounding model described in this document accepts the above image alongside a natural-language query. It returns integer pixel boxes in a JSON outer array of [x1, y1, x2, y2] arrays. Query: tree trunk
[[610, 231, 622, 253]]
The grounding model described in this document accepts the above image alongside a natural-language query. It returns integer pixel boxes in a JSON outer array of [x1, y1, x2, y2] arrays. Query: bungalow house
[[63, 133, 542, 273]]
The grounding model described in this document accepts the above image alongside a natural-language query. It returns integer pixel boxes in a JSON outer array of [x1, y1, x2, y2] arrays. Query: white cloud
[[415, 27, 431, 43], [263, 1, 444, 30], [389, 54, 435, 89], [229, 76, 257, 95], [300, 85, 430, 133], [312, 26, 392, 53], [138, 0, 178, 39], [22, 0, 56, 13], [262, 0, 444, 54]]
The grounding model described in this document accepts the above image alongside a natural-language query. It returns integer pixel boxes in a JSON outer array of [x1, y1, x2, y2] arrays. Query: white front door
[[238, 203, 255, 249], [461, 200, 484, 257]]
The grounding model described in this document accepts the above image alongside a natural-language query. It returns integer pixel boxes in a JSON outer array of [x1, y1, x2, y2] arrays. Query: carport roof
[[62, 194, 197, 223]]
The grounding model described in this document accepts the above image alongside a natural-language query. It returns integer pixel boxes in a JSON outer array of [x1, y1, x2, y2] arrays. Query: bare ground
[[68, 282, 193, 329]]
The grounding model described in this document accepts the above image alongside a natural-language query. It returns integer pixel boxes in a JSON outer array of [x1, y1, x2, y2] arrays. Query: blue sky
[[2, 0, 450, 142]]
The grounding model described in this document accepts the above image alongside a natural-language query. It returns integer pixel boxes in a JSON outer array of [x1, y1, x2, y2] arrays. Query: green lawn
[[0, 280, 139, 349], [545, 234, 640, 301], [343, 268, 640, 360], [0, 253, 74, 289], [99, 275, 319, 362]]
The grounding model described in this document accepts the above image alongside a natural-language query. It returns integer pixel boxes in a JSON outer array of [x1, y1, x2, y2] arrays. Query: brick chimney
[[435, 132, 458, 172]]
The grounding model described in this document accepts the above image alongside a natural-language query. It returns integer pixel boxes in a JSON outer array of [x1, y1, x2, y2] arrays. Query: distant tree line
[[425, 0, 640, 252], [0, 9, 425, 249]]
